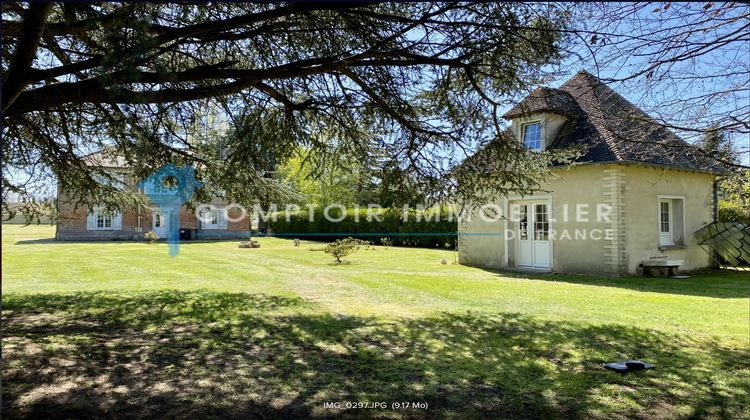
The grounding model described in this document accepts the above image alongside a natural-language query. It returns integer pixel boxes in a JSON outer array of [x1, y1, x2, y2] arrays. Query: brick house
[[56, 152, 251, 241]]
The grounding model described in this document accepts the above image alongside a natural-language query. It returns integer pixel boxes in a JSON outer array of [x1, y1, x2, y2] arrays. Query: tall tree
[[701, 126, 737, 166], [569, 2, 749, 166], [375, 159, 427, 208], [275, 147, 366, 208], [2, 2, 576, 217]]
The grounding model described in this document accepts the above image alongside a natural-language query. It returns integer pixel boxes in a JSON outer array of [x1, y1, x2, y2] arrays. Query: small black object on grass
[[603, 360, 655, 374]]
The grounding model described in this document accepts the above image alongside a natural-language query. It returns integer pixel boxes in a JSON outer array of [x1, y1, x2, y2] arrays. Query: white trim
[[657, 194, 686, 201], [659, 200, 673, 245], [508, 194, 553, 269], [151, 208, 170, 237], [200, 208, 228, 230], [93, 171, 126, 190], [502, 198, 509, 267], [87, 206, 123, 231], [657, 195, 686, 246], [521, 121, 543, 151], [508, 194, 551, 201], [546, 196, 554, 268]]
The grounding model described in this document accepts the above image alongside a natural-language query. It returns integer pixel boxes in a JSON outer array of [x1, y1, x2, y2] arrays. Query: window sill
[[658, 244, 686, 251]]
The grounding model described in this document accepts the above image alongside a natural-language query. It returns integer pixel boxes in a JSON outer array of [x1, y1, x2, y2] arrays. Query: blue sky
[[4, 2, 748, 200], [554, 2, 749, 164]]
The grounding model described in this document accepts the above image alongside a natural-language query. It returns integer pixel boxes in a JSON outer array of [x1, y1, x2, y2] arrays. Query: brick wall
[[56, 192, 250, 241], [191, 200, 251, 239], [56, 192, 150, 241]]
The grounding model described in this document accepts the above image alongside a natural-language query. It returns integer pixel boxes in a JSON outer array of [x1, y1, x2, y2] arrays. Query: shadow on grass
[[479, 268, 750, 299], [3, 290, 749, 419], [13, 239, 248, 245], [12, 238, 56, 244]]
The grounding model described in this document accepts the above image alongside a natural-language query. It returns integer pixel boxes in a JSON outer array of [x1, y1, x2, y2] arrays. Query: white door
[[531, 203, 551, 268], [517, 204, 533, 266], [152, 210, 169, 239], [515, 201, 551, 269], [659, 199, 673, 245]]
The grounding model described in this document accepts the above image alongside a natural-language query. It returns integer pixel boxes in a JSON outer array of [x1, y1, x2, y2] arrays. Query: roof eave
[[551, 159, 730, 176], [503, 109, 575, 120]]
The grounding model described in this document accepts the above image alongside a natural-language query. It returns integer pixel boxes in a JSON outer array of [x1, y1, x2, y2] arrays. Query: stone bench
[[642, 258, 683, 277]]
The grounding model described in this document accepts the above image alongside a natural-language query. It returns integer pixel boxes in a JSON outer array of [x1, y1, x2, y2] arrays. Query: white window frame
[[87, 206, 123, 231], [93, 171, 126, 190], [521, 121, 543, 151], [657, 195, 685, 246], [519, 204, 528, 241], [200, 209, 227, 230], [533, 203, 550, 241]]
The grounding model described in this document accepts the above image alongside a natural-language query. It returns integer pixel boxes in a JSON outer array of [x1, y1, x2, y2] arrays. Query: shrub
[[271, 207, 457, 248], [719, 200, 750, 223], [144, 230, 159, 244], [381, 237, 393, 248], [324, 237, 370, 263]]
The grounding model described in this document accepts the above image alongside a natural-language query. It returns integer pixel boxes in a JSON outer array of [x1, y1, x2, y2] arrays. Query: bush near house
[[144, 230, 159, 244], [719, 200, 750, 223], [271, 208, 457, 248], [718, 170, 750, 223]]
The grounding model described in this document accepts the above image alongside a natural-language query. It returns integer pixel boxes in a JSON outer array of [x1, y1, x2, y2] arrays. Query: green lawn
[[2, 225, 749, 418]]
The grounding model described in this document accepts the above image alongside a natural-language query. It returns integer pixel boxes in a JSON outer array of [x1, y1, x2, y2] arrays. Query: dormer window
[[522, 122, 542, 151]]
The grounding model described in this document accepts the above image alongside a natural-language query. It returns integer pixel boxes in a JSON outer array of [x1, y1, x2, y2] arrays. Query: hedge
[[719, 200, 750, 223], [268, 207, 457, 248]]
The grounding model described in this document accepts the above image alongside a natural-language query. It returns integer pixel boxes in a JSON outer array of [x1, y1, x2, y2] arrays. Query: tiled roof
[[503, 87, 581, 119], [505, 70, 726, 174]]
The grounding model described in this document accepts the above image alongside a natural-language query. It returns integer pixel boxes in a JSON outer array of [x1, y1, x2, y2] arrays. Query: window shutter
[[112, 212, 123, 230], [86, 209, 96, 230], [218, 209, 228, 229]]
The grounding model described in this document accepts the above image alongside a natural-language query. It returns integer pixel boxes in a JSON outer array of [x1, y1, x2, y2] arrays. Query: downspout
[[712, 177, 721, 222], [710, 176, 723, 268]]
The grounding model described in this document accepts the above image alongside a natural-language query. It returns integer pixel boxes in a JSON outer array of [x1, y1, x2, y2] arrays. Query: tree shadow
[[12, 238, 57, 244], [14, 239, 135, 245], [13, 239, 245, 245], [477, 268, 750, 299], [3, 291, 749, 418]]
